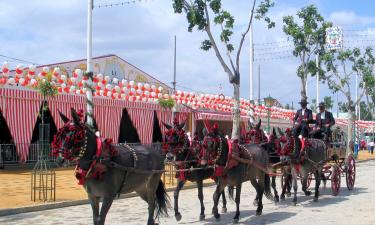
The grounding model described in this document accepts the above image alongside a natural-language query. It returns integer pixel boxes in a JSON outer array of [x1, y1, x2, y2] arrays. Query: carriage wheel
[[345, 154, 356, 190], [331, 165, 341, 196], [299, 172, 313, 188]]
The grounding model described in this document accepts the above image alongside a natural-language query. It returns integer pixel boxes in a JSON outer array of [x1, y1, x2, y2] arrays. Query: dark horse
[[52, 109, 170, 225], [203, 132, 274, 223], [163, 123, 227, 221], [289, 134, 327, 205]]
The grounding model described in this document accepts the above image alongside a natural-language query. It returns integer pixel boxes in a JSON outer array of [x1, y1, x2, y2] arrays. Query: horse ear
[[162, 122, 172, 130], [248, 120, 254, 130], [177, 120, 187, 130], [58, 110, 69, 123], [272, 128, 277, 137], [256, 119, 261, 130], [277, 127, 284, 136], [202, 128, 207, 137], [71, 108, 80, 125]]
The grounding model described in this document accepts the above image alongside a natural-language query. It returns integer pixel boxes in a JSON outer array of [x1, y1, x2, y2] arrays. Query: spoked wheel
[[346, 154, 356, 190], [331, 165, 341, 196], [299, 172, 313, 188]]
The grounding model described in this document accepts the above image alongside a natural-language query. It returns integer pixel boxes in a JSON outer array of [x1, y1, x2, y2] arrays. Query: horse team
[[52, 109, 329, 225]]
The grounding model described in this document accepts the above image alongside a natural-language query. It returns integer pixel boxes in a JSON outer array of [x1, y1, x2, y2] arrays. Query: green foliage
[[283, 4, 331, 99], [322, 47, 375, 112], [158, 98, 175, 109], [359, 101, 374, 121], [323, 96, 334, 110], [35, 73, 58, 98], [172, 0, 275, 52]]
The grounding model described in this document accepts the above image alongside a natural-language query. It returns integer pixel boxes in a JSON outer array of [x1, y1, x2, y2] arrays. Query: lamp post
[[264, 96, 273, 134]]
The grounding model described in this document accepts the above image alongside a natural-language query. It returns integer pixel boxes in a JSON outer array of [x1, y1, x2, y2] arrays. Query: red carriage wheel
[[331, 165, 341, 196], [299, 172, 313, 188], [345, 154, 356, 190]]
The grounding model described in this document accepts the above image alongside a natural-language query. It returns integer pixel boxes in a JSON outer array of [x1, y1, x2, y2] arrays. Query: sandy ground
[[0, 159, 374, 225]]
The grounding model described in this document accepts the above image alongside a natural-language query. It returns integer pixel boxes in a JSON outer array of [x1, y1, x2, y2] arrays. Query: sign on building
[[326, 27, 343, 50]]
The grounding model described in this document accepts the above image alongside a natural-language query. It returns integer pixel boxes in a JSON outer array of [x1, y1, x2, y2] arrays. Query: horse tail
[[154, 180, 170, 219], [228, 186, 235, 201], [264, 173, 275, 201]]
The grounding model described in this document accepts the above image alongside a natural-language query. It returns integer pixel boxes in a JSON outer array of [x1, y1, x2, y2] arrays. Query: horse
[[289, 131, 327, 205], [243, 122, 284, 203], [162, 122, 227, 221], [52, 108, 170, 225], [203, 132, 274, 223]]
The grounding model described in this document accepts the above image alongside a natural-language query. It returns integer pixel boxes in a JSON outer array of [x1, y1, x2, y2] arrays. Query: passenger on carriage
[[292, 98, 313, 138], [312, 102, 335, 142]]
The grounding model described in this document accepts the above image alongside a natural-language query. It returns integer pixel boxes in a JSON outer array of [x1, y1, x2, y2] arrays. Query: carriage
[[281, 127, 356, 196]]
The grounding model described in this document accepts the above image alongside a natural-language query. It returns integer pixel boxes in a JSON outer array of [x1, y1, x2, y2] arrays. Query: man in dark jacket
[[293, 98, 313, 138], [314, 102, 335, 141]]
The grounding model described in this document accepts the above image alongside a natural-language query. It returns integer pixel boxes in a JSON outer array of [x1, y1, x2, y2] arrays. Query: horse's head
[[51, 108, 88, 162], [267, 128, 282, 153], [162, 120, 188, 162], [201, 130, 227, 165], [246, 119, 267, 144]]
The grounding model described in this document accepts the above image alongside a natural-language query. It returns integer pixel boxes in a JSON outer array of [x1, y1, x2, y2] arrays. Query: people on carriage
[[292, 98, 313, 138], [312, 102, 335, 141]]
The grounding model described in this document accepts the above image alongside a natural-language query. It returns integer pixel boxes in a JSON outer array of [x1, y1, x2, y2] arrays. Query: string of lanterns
[[1, 62, 374, 128]]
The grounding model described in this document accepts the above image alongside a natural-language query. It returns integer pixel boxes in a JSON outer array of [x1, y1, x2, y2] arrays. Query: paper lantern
[[41, 66, 49, 76], [53, 67, 60, 77], [121, 79, 127, 86], [2, 62, 9, 74], [112, 78, 119, 84], [97, 73, 103, 80], [129, 80, 135, 86]]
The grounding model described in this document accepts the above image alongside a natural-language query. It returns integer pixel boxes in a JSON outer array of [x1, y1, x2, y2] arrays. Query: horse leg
[[174, 179, 185, 221], [302, 173, 311, 196], [314, 170, 321, 202], [271, 171, 279, 202], [233, 184, 242, 223], [197, 179, 205, 220], [88, 195, 100, 225], [250, 178, 260, 206], [286, 173, 292, 196], [291, 167, 298, 206], [212, 178, 227, 220], [98, 196, 115, 225], [221, 189, 227, 213]]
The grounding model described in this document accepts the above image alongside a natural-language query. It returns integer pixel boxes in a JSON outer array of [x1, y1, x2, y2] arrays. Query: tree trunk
[[231, 83, 241, 140], [346, 109, 356, 156], [301, 76, 307, 100]]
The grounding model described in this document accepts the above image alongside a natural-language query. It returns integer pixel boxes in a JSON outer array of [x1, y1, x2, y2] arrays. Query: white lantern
[[121, 79, 128, 86], [151, 84, 156, 90], [105, 84, 112, 90], [144, 83, 150, 89], [42, 66, 49, 73], [104, 75, 110, 82], [97, 73, 103, 80], [129, 80, 135, 86], [112, 78, 119, 84], [157, 93, 162, 98]]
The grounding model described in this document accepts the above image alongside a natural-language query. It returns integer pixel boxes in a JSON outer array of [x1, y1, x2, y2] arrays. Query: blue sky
[[0, 0, 374, 111]]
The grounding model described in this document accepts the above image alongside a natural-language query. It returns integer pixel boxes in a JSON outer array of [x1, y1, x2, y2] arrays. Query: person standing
[[314, 102, 335, 141]]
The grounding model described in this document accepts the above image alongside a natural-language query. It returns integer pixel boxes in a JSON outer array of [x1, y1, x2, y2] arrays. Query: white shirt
[[320, 111, 326, 120], [302, 109, 305, 116]]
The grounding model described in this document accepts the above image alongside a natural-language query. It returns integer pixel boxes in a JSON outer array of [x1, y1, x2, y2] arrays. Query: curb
[[0, 182, 215, 217]]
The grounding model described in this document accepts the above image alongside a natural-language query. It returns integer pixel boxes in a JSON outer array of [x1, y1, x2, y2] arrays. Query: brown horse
[[52, 109, 170, 225], [163, 122, 227, 221]]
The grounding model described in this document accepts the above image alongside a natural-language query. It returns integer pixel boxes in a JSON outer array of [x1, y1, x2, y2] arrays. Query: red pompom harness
[[75, 137, 118, 185]]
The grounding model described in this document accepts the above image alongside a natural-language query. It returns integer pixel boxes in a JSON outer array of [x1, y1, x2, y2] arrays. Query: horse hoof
[[274, 196, 280, 203], [175, 213, 182, 221], [214, 213, 221, 220], [280, 194, 285, 200], [293, 201, 297, 206], [233, 218, 239, 223], [199, 214, 205, 221], [256, 211, 262, 216], [286, 192, 291, 197], [305, 191, 311, 196], [221, 207, 227, 213], [313, 197, 319, 202]]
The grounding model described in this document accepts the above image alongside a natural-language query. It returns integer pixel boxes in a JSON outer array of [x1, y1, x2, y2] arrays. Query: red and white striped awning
[[194, 111, 250, 121]]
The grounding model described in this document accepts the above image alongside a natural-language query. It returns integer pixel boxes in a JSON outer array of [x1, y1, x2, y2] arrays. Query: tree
[[283, 5, 331, 101], [311, 98, 317, 112], [323, 96, 333, 110], [359, 101, 374, 121], [321, 47, 375, 155], [172, 0, 275, 139]]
